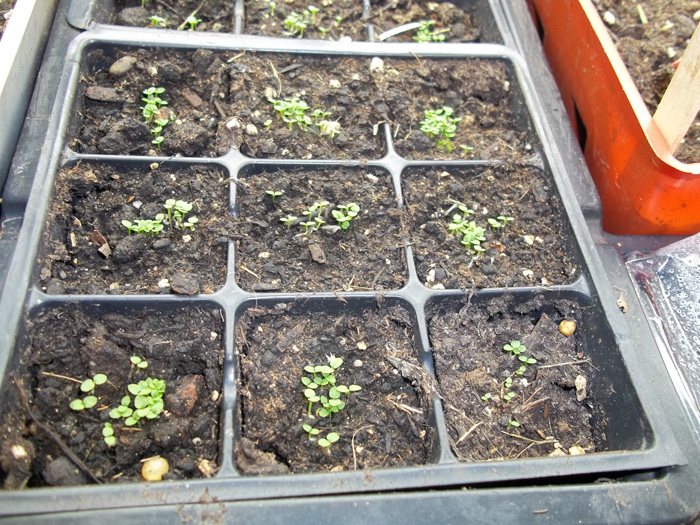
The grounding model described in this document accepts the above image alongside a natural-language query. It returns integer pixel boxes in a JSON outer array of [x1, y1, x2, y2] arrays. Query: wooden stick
[[652, 24, 700, 154]]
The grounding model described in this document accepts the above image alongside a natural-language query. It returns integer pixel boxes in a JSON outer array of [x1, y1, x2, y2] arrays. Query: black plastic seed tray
[[0, 2, 698, 522]]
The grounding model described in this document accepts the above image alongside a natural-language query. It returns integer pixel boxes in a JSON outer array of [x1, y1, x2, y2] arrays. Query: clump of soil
[[40, 162, 229, 295], [377, 58, 537, 161], [244, 0, 367, 39], [403, 165, 580, 289], [0, 306, 223, 489], [233, 166, 407, 292], [429, 295, 595, 461], [236, 303, 435, 474], [72, 48, 385, 159], [594, 0, 700, 163]]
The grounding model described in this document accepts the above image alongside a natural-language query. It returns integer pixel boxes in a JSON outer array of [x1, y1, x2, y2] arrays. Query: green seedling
[[266, 189, 285, 202], [481, 392, 492, 403], [130, 356, 148, 369], [319, 119, 341, 139], [303, 424, 320, 439], [301, 356, 361, 449], [420, 106, 460, 152], [503, 391, 516, 403], [122, 215, 165, 236], [141, 87, 168, 122], [314, 216, 326, 230], [300, 221, 314, 235], [110, 377, 166, 426], [306, 5, 319, 23], [185, 15, 202, 30], [459, 144, 475, 155], [488, 215, 514, 230], [318, 432, 340, 449], [69, 373, 107, 411], [507, 419, 520, 430], [280, 215, 298, 229], [459, 221, 486, 255], [414, 20, 447, 42], [518, 355, 537, 366], [334, 16, 342, 26], [148, 15, 167, 27], [504, 376, 513, 389], [263, 118, 273, 131], [503, 340, 526, 356], [285, 12, 308, 36], [103, 422, 116, 447], [332, 203, 360, 230], [268, 0, 276, 17], [164, 199, 197, 230], [269, 97, 311, 130]]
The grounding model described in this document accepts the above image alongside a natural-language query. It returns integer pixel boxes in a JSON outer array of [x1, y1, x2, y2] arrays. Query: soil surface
[[233, 166, 407, 292], [429, 295, 596, 461], [40, 162, 229, 295], [594, 0, 700, 163], [403, 165, 580, 289], [235, 303, 435, 474], [0, 306, 224, 488], [73, 48, 532, 162], [112, 0, 489, 43]]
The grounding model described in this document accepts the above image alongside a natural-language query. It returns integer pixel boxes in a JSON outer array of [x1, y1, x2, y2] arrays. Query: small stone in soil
[[43, 456, 87, 486], [181, 87, 203, 108], [85, 86, 121, 103], [251, 282, 281, 292], [170, 272, 200, 295], [108, 56, 138, 77], [308, 243, 326, 264], [166, 375, 205, 416]]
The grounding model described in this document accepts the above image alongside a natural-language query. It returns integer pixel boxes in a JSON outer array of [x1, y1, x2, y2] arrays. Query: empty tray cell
[[235, 299, 435, 474], [70, 46, 387, 160], [233, 165, 406, 292], [39, 161, 230, 295], [386, 58, 536, 160], [402, 164, 581, 289], [0, 303, 224, 487], [428, 294, 653, 461]]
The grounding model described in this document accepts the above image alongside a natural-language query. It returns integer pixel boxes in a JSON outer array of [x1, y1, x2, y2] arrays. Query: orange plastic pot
[[527, 0, 700, 235]]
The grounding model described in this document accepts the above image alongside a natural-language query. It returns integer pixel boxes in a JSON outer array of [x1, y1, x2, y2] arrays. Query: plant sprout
[[265, 189, 284, 202], [280, 215, 298, 229], [164, 199, 197, 230], [503, 340, 526, 356], [318, 432, 340, 449], [268, 0, 276, 17], [332, 203, 360, 230], [103, 422, 116, 447], [122, 215, 165, 236], [69, 373, 107, 411], [185, 15, 201, 30], [141, 87, 167, 122], [284, 12, 308, 36], [420, 106, 461, 152], [130, 356, 148, 369], [414, 20, 447, 42], [507, 419, 520, 430], [147, 15, 167, 27], [111, 378, 166, 426], [488, 216, 515, 230]]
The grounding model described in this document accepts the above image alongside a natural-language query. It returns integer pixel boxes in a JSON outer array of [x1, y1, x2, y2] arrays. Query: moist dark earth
[[235, 303, 435, 474], [0, 306, 223, 488], [40, 162, 230, 295], [403, 164, 581, 289], [233, 166, 407, 293], [73, 48, 536, 162], [594, 0, 700, 163], [112, 0, 490, 43], [429, 295, 596, 461]]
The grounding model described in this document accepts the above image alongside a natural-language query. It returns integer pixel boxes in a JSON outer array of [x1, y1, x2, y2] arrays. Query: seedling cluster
[[268, 97, 341, 138], [301, 356, 361, 450], [122, 199, 198, 235], [275, 195, 360, 235], [413, 20, 448, 42], [445, 202, 514, 256], [66, 357, 165, 448], [480, 339, 538, 407], [281, 4, 343, 38], [420, 106, 461, 152], [140, 86, 171, 149]]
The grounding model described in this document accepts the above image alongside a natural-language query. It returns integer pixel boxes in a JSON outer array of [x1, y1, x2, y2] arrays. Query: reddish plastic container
[[527, 0, 700, 235]]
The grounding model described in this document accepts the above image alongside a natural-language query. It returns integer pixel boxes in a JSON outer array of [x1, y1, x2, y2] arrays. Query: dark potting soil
[[403, 165, 580, 289], [0, 306, 224, 489], [111, 0, 486, 43], [429, 295, 595, 461], [40, 162, 229, 295], [235, 303, 435, 474], [595, 0, 700, 163], [233, 166, 407, 292], [72, 48, 532, 163]]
